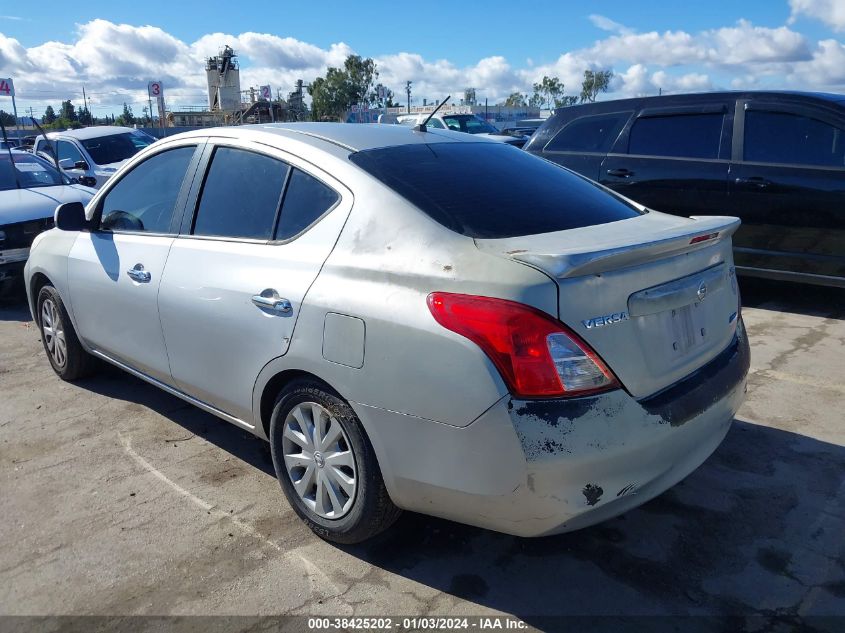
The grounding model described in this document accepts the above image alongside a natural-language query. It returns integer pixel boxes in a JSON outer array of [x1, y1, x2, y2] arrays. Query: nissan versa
[[24, 123, 749, 543]]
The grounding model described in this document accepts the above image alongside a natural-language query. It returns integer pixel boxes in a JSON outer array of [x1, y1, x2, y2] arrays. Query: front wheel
[[269, 379, 401, 544], [37, 285, 97, 381]]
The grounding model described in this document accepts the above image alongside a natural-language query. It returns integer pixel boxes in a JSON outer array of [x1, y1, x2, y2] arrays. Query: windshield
[[442, 115, 499, 134], [350, 142, 643, 239], [80, 131, 155, 166], [0, 152, 68, 191]]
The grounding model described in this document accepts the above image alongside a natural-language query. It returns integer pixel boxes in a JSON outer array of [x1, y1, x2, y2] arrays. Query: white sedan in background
[[0, 150, 95, 293]]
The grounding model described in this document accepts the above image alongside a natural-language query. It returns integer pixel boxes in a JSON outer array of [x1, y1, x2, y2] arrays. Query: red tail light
[[427, 292, 619, 399]]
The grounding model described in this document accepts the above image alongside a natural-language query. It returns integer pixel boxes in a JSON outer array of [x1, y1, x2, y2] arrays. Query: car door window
[[628, 113, 724, 159], [275, 169, 340, 240], [426, 118, 445, 129], [57, 141, 84, 165], [545, 112, 631, 153], [744, 110, 845, 168], [192, 147, 289, 240], [99, 146, 196, 234]]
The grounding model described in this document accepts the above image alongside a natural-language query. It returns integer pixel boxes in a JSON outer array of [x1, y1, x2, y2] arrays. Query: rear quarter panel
[[253, 181, 559, 431]]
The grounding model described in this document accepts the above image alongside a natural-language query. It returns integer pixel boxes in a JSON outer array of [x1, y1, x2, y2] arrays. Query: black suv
[[525, 91, 845, 288]]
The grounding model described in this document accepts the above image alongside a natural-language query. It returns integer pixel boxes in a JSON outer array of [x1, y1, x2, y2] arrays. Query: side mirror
[[79, 176, 97, 188], [74, 160, 90, 171], [55, 202, 88, 231], [58, 158, 75, 170]]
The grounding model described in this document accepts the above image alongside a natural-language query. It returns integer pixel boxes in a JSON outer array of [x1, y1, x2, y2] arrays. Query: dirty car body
[[24, 123, 748, 540]]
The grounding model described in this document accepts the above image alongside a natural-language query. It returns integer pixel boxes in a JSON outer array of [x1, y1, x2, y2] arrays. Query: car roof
[[168, 122, 499, 152], [548, 90, 845, 116], [46, 126, 138, 140]]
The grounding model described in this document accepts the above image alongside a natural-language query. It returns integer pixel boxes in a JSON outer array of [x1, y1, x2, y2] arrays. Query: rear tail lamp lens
[[427, 292, 619, 398]]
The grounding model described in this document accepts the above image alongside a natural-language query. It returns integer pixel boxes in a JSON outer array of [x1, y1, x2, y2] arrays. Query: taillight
[[427, 292, 619, 399]]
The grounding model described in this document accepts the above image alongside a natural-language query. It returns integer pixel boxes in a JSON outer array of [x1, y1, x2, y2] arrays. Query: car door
[[600, 103, 732, 216], [157, 139, 352, 422], [66, 141, 203, 382], [727, 100, 845, 282], [539, 110, 632, 181]]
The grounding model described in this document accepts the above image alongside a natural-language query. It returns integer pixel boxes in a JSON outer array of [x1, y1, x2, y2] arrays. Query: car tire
[[269, 379, 401, 544], [36, 285, 97, 381]]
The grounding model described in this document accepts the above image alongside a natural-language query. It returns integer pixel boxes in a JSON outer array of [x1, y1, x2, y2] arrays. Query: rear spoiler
[[481, 216, 740, 279]]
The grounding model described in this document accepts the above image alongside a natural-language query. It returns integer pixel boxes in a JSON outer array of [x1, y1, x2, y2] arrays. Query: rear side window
[[193, 147, 289, 240], [99, 146, 196, 234], [545, 112, 630, 153], [349, 143, 642, 239], [275, 169, 339, 240], [628, 113, 724, 159], [744, 110, 845, 168]]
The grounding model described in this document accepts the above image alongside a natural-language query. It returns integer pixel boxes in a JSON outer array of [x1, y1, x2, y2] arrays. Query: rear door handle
[[252, 290, 292, 314], [735, 176, 772, 189], [606, 168, 634, 178], [126, 263, 151, 283]]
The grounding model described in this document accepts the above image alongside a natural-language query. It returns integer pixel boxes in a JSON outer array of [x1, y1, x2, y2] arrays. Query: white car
[[35, 127, 156, 189], [395, 113, 527, 146], [0, 150, 95, 291]]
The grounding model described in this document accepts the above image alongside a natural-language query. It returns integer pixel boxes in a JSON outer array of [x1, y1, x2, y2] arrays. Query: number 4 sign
[[0, 78, 14, 97]]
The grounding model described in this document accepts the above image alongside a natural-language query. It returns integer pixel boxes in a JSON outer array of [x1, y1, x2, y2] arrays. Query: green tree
[[0, 110, 15, 127], [42, 105, 57, 124], [370, 83, 396, 108], [77, 105, 93, 125], [503, 92, 527, 108], [308, 55, 379, 121], [59, 100, 77, 122], [580, 70, 613, 103], [532, 76, 563, 110], [115, 102, 135, 126], [345, 55, 378, 107]]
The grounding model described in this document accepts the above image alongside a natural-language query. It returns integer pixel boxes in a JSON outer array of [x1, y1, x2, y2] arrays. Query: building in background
[[206, 45, 242, 113]]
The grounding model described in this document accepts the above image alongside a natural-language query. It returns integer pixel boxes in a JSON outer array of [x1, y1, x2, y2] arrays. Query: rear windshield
[[349, 142, 643, 238]]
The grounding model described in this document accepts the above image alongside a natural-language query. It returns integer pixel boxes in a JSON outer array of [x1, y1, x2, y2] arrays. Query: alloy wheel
[[281, 402, 357, 519], [41, 299, 67, 368]]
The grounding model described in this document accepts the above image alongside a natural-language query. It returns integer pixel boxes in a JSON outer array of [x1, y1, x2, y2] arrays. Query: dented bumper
[[359, 321, 749, 537]]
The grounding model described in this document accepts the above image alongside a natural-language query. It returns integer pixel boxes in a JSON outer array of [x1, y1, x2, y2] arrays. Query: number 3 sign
[[148, 81, 162, 98]]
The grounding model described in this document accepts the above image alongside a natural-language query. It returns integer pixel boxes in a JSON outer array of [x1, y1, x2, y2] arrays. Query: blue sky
[[1, 0, 844, 116]]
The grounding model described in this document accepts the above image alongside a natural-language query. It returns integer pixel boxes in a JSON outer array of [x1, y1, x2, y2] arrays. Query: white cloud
[[789, 0, 845, 31], [587, 20, 810, 66], [588, 14, 635, 36], [0, 13, 842, 116]]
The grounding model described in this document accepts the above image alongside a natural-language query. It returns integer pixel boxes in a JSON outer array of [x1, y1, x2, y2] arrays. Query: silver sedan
[[24, 123, 749, 543]]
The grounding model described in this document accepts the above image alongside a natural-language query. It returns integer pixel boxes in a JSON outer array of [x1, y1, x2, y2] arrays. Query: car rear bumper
[[356, 320, 749, 537]]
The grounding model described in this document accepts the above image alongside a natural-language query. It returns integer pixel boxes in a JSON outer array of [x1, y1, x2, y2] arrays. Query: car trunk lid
[[475, 212, 742, 398]]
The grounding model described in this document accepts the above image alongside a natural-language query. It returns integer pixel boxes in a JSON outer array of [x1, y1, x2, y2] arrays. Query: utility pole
[[82, 85, 90, 125], [405, 81, 412, 114]]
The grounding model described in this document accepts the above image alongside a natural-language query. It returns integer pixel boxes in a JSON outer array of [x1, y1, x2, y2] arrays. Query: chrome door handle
[[252, 290, 292, 314], [126, 264, 151, 283]]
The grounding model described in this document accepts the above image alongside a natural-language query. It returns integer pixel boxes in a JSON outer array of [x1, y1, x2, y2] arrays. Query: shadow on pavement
[[344, 419, 845, 626], [0, 287, 32, 323], [739, 277, 845, 320], [3, 274, 843, 626], [68, 363, 845, 624]]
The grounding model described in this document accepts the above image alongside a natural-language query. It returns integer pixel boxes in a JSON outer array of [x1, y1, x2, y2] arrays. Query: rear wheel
[[37, 285, 97, 381], [269, 379, 401, 544]]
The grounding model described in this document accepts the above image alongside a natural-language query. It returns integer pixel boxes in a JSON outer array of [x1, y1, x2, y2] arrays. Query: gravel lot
[[1, 279, 843, 629]]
